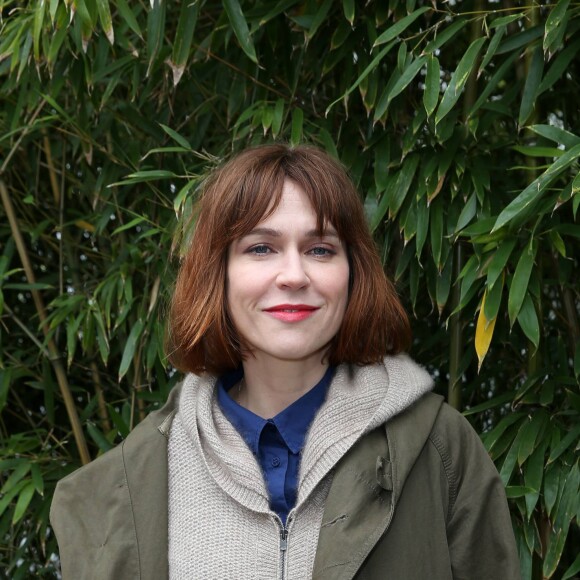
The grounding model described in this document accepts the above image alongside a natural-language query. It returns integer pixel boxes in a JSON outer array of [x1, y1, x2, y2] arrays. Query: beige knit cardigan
[[168, 354, 433, 579]]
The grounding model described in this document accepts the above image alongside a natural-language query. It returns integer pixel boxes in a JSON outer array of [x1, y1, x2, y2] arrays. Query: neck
[[238, 356, 329, 418]]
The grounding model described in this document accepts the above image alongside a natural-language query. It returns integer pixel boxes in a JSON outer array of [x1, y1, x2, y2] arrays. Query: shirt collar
[[217, 366, 334, 455]]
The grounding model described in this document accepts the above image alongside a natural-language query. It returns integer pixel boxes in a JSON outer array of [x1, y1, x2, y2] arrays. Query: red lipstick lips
[[264, 304, 319, 322]]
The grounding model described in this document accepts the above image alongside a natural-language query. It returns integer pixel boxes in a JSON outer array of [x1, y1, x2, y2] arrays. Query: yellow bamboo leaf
[[74, 220, 95, 232], [475, 290, 497, 372]]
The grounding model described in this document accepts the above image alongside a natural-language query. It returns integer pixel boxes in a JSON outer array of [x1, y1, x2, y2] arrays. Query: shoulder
[[50, 384, 182, 529], [426, 401, 503, 515], [428, 401, 493, 471]]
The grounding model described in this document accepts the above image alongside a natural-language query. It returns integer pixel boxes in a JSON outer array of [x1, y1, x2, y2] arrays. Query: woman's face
[[227, 179, 350, 367]]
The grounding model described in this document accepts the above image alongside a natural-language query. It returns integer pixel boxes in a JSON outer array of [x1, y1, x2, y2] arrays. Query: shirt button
[[271, 457, 281, 467]]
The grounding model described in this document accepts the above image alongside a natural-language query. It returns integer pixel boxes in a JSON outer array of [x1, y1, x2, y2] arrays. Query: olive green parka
[[51, 385, 520, 579]]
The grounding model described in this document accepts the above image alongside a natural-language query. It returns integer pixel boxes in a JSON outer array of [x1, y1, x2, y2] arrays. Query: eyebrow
[[243, 227, 340, 239]]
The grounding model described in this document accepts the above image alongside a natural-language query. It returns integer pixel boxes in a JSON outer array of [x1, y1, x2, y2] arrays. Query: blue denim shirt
[[217, 366, 334, 525]]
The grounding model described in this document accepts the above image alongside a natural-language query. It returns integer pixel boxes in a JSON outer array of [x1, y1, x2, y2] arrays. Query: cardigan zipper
[[279, 526, 288, 580], [277, 515, 292, 580]]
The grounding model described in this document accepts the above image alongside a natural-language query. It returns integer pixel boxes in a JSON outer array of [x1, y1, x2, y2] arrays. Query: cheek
[[329, 264, 350, 304]]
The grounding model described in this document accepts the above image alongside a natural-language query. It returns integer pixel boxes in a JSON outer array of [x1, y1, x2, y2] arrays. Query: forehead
[[250, 180, 336, 234]]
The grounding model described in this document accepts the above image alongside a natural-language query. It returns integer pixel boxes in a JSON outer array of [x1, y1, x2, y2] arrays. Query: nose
[[276, 250, 310, 289]]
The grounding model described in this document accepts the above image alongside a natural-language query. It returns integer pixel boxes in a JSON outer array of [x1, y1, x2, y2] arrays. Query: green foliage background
[[1, 0, 579, 577]]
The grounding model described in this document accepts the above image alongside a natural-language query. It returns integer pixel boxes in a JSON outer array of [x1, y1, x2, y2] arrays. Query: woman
[[51, 144, 520, 579]]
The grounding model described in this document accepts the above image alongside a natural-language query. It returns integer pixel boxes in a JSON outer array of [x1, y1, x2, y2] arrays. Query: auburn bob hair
[[168, 144, 411, 374]]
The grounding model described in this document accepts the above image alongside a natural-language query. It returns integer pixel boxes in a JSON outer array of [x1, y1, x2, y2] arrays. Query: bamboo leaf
[[543, 522, 570, 577], [262, 106, 273, 135], [517, 293, 540, 350], [518, 47, 543, 127], [518, 412, 547, 466], [537, 37, 580, 96], [50, 0, 59, 22], [117, 0, 142, 38], [508, 243, 536, 327], [479, 26, 505, 76], [0, 462, 31, 495], [496, 24, 543, 55], [549, 230, 566, 258], [465, 393, 517, 418], [111, 216, 146, 236], [96, 0, 114, 45], [389, 154, 420, 218], [87, 421, 114, 452], [159, 124, 191, 149], [475, 290, 498, 371], [544, 465, 561, 517], [499, 423, 526, 486], [169, 0, 199, 86], [486, 239, 516, 290], [483, 273, 503, 322], [110, 170, 178, 187], [562, 553, 580, 580], [223, 0, 258, 64], [543, 0, 571, 54], [469, 51, 518, 119], [493, 144, 580, 231], [373, 6, 430, 47], [424, 18, 467, 53], [454, 193, 476, 233], [384, 56, 427, 109], [572, 171, 580, 194], [512, 145, 564, 158], [505, 486, 538, 499], [525, 439, 547, 518], [272, 99, 284, 138], [489, 13, 525, 29], [33, 0, 46, 62], [415, 196, 428, 258], [307, 0, 333, 40], [326, 41, 396, 115], [147, 0, 167, 75], [173, 180, 197, 215], [374, 138, 390, 192], [371, 176, 395, 233], [255, 0, 301, 28], [12, 481, 35, 524], [548, 425, 580, 464], [342, 0, 354, 25], [290, 107, 303, 146], [435, 254, 453, 315], [119, 319, 145, 381], [529, 124, 580, 149], [30, 464, 44, 497], [429, 197, 443, 268], [435, 37, 486, 125], [423, 55, 439, 118]]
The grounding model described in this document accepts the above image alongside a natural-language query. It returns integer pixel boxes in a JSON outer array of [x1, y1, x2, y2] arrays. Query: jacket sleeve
[[432, 404, 521, 580]]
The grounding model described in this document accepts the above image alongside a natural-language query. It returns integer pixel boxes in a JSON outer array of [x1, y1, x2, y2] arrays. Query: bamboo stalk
[[42, 135, 60, 205], [521, 5, 546, 579], [0, 180, 91, 465], [448, 244, 464, 410], [523, 5, 541, 376], [90, 362, 112, 433], [448, 0, 483, 410]]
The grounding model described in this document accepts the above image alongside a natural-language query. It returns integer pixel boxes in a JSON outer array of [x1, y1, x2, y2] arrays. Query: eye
[[308, 246, 335, 257], [247, 244, 272, 255]]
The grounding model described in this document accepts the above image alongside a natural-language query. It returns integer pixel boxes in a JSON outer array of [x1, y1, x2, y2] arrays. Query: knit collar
[[176, 354, 433, 517], [216, 366, 334, 454]]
